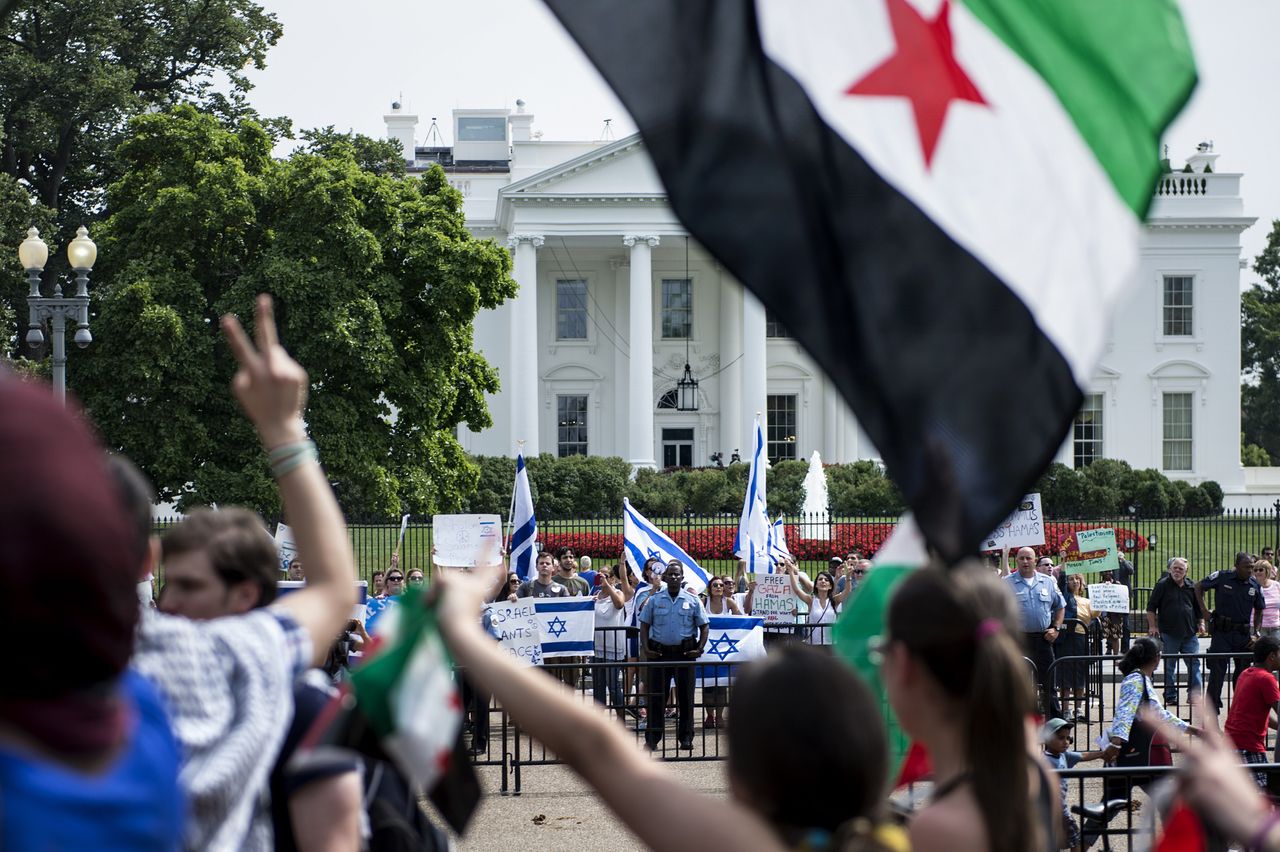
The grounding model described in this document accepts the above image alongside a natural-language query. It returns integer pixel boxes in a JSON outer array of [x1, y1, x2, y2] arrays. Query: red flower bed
[[540, 520, 1147, 563]]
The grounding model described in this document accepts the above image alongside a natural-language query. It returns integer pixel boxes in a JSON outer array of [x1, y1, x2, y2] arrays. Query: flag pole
[[506, 440, 524, 552]]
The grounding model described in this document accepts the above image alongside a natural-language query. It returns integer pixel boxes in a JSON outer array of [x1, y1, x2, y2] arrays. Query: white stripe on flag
[[695, 615, 766, 687], [735, 419, 772, 572], [509, 453, 539, 582], [622, 498, 710, 593], [534, 599, 596, 658]]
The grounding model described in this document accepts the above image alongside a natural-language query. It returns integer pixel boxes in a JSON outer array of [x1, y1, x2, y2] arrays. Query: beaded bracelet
[[269, 440, 318, 479]]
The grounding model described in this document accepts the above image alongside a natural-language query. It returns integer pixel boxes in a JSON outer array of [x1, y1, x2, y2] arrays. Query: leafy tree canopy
[[1243, 220, 1280, 463], [0, 0, 283, 355], [76, 105, 516, 517]]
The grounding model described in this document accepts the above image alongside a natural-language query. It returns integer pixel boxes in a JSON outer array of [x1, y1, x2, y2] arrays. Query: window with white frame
[[766, 395, 798, 462], [1162, 275, 1194, 337], [557, 395, 588, 457], [1162, 392, 1193, 471], [555, 279, 588, 340], [661, 278, 692, 339], [765, 309, 792, 339], [1073, 393, 1104, 467]]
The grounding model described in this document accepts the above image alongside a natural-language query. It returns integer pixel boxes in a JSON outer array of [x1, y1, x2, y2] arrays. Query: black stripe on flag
[[544, 0, 1082, 561]]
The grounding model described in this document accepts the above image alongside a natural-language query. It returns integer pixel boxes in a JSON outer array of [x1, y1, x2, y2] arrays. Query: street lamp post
[[20, 226, 96, 404]]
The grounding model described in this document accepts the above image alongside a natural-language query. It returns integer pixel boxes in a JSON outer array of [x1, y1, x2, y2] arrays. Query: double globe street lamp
[[19, 225, 96, 404]]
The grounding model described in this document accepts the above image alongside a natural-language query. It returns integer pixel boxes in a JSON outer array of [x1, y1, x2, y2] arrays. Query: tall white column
[[625, 235, 659, 471], [508, 234, 543, 455], [612, 257, 630, 456], [718, 275, 743, 460], [742, 288, 768, 440]]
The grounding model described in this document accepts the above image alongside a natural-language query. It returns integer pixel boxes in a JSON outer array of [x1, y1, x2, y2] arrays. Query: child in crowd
[[1041, 717, 1108, 851]]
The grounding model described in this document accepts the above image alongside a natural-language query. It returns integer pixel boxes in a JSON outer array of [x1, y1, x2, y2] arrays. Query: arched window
[[657, 388, 679, 410]]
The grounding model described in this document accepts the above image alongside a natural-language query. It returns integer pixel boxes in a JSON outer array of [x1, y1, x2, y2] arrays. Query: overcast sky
[[243, 0, 1279, 273]]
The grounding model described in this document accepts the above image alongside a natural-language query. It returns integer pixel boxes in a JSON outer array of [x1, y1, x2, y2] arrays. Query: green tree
[[0, 0, 282, 355], [1243, 220, 1280, 462], [76, 106, 516, 517]]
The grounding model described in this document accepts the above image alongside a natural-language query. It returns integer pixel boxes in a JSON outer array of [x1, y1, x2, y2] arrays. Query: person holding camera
[[639, 560, 709, 751]]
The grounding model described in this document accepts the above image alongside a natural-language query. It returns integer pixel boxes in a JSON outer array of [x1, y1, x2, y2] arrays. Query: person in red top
[[1223, 635, 1280, 789]]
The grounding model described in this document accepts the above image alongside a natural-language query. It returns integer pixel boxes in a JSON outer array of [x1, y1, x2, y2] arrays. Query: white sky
[[243, 0, 1280, 273]]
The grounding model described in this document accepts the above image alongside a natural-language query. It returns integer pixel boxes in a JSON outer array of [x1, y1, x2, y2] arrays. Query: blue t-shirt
[[0, 668, 184, 850]]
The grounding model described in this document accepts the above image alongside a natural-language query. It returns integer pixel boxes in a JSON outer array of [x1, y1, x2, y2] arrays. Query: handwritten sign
[[485, 599, 543, 666], [981, 493, 1044, 551], [754, 574, 797, 626], [432, 514, 501, 567], [1088, 583, 1130, 614], [274, 522, 297, 573], [1065, 528, 1120, 575]]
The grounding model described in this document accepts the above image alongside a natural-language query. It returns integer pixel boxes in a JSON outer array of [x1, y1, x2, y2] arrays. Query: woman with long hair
[[1057, 572, 1095, 720], [432, 560, 907, 852], [592, 562, 634, 719], [701, 575, 742, 729], [1254, 560, 1280, 638], [1081, 637, 1192, 846], [883, 564, 1051, 852], [792, 565, 853, 646]]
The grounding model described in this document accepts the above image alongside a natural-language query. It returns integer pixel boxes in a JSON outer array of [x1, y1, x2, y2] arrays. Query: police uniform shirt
[[1200, 570, 1264, 626], [1005, 571, 1066, 632], [639, 588, 709, 645]]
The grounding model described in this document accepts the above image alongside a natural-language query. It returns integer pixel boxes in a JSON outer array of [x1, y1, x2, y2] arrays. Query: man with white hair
[[1006, 546, 1066, 718], [1147, 556, 1206, 706]]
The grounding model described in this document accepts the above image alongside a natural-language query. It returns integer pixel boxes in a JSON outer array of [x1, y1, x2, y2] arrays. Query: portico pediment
[[500, 134, 665, 202]]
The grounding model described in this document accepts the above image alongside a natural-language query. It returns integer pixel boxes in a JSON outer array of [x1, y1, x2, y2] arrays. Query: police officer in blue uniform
[[639, 560, 709, 751], [1196, 551, 1264, 711], [1005, 547, 1066, 718]]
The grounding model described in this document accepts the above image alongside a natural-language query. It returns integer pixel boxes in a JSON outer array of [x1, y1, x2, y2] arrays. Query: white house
[[385, 103, 1258, 500]]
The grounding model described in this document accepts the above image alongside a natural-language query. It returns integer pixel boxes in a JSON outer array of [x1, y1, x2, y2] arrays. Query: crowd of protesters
[[9, 295, 1280, 852]]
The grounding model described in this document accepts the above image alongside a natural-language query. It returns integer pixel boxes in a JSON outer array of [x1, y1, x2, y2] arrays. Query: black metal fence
[[152, 502, 1280, 590]]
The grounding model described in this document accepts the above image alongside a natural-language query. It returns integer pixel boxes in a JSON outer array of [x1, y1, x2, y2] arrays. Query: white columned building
[[387, 105, 1263, 502]]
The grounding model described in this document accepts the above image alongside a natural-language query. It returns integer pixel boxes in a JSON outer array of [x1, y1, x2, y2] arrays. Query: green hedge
[[1032, 459, 1222, 518], [463, 454, 905, 518]]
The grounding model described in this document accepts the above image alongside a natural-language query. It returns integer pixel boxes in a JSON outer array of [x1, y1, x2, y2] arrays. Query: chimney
[[509, 98, 534, 142], [383, 100, 418, 163]]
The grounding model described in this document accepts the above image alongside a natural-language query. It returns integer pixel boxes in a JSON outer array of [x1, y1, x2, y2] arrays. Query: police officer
[[639, 560, 709, 751], [1196, 551, 1264, 711], [1005, 546, 1067, 718]]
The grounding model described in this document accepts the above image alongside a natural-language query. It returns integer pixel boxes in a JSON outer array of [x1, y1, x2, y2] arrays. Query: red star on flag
[[846, 0, 988, 167]]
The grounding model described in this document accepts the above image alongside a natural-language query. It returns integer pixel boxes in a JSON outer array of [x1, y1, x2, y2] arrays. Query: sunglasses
[[408, 576, 425, 583], [387, 575, 404, 582], [509, 578, 521, 585], [852, 569, 865, 576]]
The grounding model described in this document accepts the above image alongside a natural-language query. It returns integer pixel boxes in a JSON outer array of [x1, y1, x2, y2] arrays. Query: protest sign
[[432, 514, 501, 567], [754, 574, 797, 625], [274, 522, 297, 572], [981, 493, 1044, 551], [1064, 528, 1120, 575], [1087, 583, 1130, 614], [485, 599, 544, 666]]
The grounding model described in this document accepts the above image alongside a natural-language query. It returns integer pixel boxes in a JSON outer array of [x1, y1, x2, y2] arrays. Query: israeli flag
[[734, 418, 773, 573], [769, 518, 793, 565], [509, 453, 539, 582], [622, 498, 710, 593], [534, 599, 595, 659], [695, 615, 766, 687]]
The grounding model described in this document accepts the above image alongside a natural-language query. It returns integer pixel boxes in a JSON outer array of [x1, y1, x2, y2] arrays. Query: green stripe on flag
[[959, 0, 1196, 218], [833, 565, 914, 779], [350, 587, 446, 737]]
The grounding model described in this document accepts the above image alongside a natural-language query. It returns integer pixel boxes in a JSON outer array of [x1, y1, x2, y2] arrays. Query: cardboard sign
[[432, 514, 501, 567], [486, 600, 543, 667], [1065, 528, 1120, 575], [1088, 583, 1130, 614], [754, 574, 797, 625], [981, 493, 1045, 551], [274, 522, 297, 573]]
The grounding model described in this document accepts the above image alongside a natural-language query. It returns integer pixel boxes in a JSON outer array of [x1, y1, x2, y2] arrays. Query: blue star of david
[[546, 616, 568, 638], [647, 547, 662, 559], [706, 632, 740, 661]]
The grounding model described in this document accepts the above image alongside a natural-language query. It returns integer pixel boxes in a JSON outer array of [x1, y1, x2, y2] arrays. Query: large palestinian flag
[[543, 0, 1196, 561]]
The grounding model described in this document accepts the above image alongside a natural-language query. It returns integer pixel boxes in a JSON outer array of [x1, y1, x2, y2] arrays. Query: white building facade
[[386, 104, 1257, 498]]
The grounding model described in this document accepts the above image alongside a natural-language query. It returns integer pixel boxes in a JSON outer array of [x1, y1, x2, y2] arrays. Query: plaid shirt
[[132, 606, 311, 851]]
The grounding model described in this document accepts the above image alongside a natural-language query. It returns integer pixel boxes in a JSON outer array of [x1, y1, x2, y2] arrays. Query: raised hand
[[220, 295, 308, 448]]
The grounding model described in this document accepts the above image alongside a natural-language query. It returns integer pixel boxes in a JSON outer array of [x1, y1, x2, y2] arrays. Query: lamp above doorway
[[676, 236, 699, 411]]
